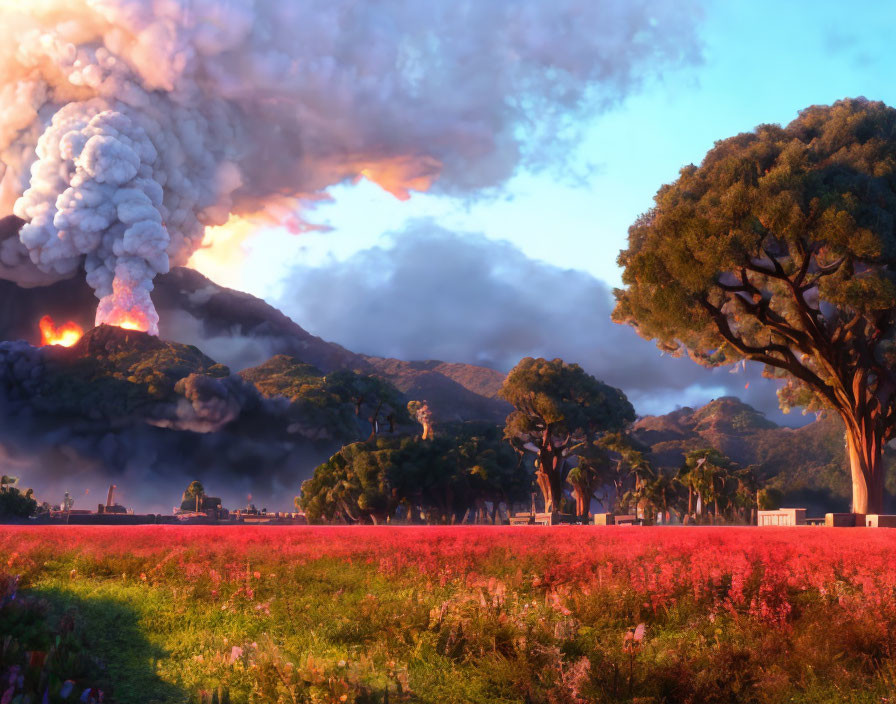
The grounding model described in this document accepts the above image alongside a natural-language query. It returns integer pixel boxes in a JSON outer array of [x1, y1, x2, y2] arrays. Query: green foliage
[[614, 98, 896, 511], [500, 357, 634, 442], [674, 448, 762, 522], [241, 356, 409, 441], [8, 531, 896, 703], [299, 424, 529, 524], [184, 481, 205, 499], [0, 486, 37, 518], [0, 577, 124, 702], [757, 487, 784, 510], [299, 439, 398, 524], [180, 481, 207, 511], [238, 355, 324, 398], [614, 98, 896, 402], [324, 370, 411, 431], [500, 357, 635, 512], [31, 328, 227, 420]]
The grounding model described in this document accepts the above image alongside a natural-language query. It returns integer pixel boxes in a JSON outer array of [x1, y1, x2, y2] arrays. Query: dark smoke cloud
[[0, 337, 338, 513], [276, 222, 810, 426]]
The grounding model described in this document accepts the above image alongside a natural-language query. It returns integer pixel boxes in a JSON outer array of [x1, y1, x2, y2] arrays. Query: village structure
[[27, 483, 307, 525]]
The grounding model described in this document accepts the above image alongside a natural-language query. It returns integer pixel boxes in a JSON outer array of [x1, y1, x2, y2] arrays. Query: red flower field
[[3, 526, 896, 703]]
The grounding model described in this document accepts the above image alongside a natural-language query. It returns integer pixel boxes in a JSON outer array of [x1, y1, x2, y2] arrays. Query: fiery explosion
[[100, 309, 152, 333], [39, 315, 83, 347]]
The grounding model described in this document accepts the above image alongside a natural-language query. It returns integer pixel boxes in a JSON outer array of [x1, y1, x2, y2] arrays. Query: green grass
[[5, 526, 896, 703]]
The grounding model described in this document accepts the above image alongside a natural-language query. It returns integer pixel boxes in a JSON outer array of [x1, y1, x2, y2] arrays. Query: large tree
[[298, 440, 397, 524], [614, 98, 896, 514], [500, 357, 635, 513], [325, 371, 410, 440]]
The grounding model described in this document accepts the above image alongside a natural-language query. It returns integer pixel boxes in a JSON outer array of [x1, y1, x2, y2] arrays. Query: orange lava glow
[[104, 310, 150, 333], [39, 315, 83, 347]]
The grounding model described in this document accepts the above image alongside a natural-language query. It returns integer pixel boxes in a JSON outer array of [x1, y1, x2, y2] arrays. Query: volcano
[[0, 266, 510, 422], [0, 271, 511, 513]]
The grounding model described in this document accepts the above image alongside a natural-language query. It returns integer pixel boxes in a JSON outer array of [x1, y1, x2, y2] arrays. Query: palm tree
[[727, 466, 760, 524], [643, 473, 680, 524], [567, 440, 614, 519], [675, 462, 699, 522], [679, 449, 737, 524]]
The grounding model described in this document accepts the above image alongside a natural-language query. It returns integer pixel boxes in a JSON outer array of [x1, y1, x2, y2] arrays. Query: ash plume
[[0, 0, 701, 333]]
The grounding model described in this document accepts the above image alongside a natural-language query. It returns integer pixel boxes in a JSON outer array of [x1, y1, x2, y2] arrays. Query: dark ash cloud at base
[[0, 330, 339, 514], [277, 221, 809, 427]]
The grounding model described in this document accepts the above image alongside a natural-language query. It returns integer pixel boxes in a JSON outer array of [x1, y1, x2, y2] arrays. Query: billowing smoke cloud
[[277, 222, 810, 426], [0, 0, 701, 334], [0, 335, 337, 512]]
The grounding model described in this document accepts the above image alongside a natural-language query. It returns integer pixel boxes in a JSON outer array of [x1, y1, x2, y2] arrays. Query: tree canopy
[[614, 98, 896, 514], [0, 485, 37, 519], [500, 357, 635, 514], [241, 355, 410, 441], [298, 423, 529, 525]]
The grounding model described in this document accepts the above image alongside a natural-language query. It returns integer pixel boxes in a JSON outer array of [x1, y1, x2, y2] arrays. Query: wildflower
[[623, 624, 646, 654], [27, 650, 47, 668], [229, 646, 243, 663], [79, 687, 104, 703], [59, 681, 76, 698]]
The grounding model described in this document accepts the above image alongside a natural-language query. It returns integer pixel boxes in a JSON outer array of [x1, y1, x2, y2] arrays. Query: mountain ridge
[[0, 266, 511, 423]]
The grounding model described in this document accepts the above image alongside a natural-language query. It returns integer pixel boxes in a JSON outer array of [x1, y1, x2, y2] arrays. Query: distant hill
[[0, 267, 510, 424], [4, 271, 884, 515], [633, 396, 895, 514]]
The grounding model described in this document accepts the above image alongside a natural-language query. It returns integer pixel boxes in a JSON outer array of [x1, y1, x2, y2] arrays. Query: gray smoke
[[0, 0, 702, 334], [0, 336, 338, 512]]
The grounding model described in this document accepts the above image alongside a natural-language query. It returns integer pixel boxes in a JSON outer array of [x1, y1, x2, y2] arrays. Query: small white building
[[757, 508, 806, 526]]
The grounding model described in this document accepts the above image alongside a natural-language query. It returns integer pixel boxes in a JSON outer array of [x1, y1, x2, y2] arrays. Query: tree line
[[297, 357, 780, 525], [304, 100, 896, 522]]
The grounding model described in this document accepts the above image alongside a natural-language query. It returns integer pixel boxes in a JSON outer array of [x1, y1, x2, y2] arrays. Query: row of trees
[[303, 99, 896, 520], [298, 423, 530, 524], [298, 357, 778, 525]]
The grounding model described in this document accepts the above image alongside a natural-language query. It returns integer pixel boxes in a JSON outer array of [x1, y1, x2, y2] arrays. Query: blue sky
[[229, 1, 896, 294], [196, 1, 896, 422]]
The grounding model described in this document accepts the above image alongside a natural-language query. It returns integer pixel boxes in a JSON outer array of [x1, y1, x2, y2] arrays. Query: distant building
[[758, 508, 806, 526]]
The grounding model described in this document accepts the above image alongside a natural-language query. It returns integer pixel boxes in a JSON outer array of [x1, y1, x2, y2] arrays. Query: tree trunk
[[843, 419, 885, 514], [534, 430, 572, 513], [570, 484, 589, 518]]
